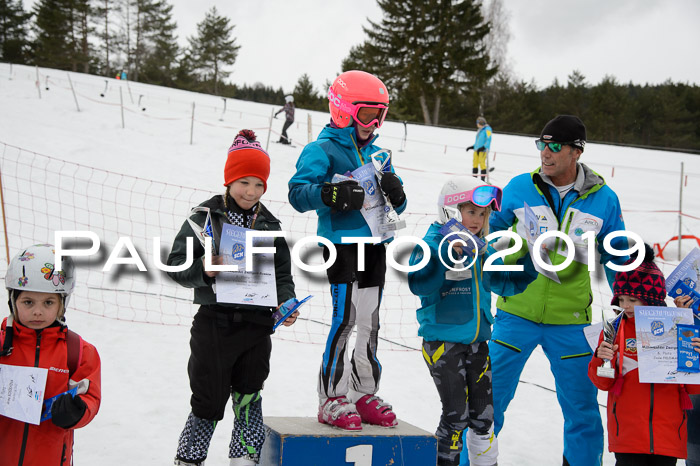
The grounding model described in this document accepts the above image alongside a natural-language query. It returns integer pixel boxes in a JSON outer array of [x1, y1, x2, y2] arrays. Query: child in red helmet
[[589, 244, 700, 465]]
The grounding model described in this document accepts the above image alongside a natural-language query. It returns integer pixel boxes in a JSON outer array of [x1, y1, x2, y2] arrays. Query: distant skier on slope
[[274, 95, 295, 145], [466, 117, 492, 181]]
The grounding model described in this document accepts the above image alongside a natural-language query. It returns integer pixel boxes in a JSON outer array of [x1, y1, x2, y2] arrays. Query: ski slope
[[1, 63, 699, 465]]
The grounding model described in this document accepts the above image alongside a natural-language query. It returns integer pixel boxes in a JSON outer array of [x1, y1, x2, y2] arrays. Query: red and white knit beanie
[[224, 129, 270, 192], [611, 243, 667, 307]]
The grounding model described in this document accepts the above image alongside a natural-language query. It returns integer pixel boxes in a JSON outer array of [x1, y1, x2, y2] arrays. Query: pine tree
[[188, 6, 240, 95], [344, 0, 495, 125], [0, 0, 32, 63], [93, 0, 118, 76], [139, 0, 179, 86], [32, 0, 73, 70], [292, 73, 321, 109], [71, 0, 93, 73]]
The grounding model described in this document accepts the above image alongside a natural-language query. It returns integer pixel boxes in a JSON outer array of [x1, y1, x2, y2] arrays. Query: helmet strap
[[0, 313, 14, 357], [7, 289, 17, 319]]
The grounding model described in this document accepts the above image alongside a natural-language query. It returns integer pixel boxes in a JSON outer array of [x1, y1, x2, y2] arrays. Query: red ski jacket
[[0, 317, 101, 466], [589, 315, 700, 459]]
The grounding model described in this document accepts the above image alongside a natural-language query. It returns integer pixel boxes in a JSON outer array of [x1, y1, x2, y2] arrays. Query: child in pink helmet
[[289, 70, 406, 430]]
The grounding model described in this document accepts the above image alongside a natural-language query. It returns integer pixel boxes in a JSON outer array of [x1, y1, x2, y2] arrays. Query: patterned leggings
[[176, 391, 265, 463], [422, 340, 493, 466]]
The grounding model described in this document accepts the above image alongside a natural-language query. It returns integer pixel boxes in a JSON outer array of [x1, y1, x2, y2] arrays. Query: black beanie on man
[[540, 115, 586, 151]]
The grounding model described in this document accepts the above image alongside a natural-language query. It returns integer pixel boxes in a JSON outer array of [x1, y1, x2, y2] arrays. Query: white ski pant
[[318, 281, 382, 401]]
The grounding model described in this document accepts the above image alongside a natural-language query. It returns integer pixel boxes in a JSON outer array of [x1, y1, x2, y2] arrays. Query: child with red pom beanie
[[589, 243, 700, 465], [167, 130, 297, 466]]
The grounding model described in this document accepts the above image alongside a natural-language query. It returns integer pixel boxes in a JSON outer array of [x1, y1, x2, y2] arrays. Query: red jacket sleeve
[[70, 339, 101, 429], [588, 330, 617, 391]]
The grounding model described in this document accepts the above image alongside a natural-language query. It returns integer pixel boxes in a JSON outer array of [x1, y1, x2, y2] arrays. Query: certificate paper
[[332, 163, 393, 242], [215, 224, 278, 307], [635, 306, 700, 384], [0, 364, 48, 425], [666, 247, 700, 316]]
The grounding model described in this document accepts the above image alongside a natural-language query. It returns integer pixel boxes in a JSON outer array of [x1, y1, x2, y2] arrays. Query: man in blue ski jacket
[[488, 115, 629, 466]]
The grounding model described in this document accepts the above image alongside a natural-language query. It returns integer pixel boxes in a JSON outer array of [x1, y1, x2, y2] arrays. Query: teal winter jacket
[[408, 222, 537, 344], [288, 125, 406, 243]]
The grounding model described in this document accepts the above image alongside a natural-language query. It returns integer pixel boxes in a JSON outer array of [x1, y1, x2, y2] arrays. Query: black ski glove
[[51, 393, 87, 429], [379, 172, 406, 207], [475, 146, 485, 152], [466, 145, 474, 152], [321, 180, 365, 212]]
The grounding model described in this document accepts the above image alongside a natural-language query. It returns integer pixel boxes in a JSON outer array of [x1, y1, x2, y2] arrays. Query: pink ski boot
[[355, 394, 398, 427], [317, 396, 362, 431]]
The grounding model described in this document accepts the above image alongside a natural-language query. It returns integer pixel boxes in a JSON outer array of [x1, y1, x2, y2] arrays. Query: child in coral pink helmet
[[0, 244, 101, 466], [289, 70, 406, 431], [168, 130, 298, 466], [589, 244, 700, 465]]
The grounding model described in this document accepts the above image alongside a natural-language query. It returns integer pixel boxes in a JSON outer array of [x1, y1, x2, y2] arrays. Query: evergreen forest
[[2, 0, 698, 152]]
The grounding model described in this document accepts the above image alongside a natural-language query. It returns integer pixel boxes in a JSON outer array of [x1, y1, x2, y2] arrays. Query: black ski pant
[[188, 306, 272, 421], [614, 453, 677, 465], [280, 120, 293, 143]]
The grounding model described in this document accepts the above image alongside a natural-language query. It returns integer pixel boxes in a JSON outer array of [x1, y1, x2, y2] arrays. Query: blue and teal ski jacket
[[408, 223, 537, 345], [489, 163, 628, 325], [288, 125, 406, 243], [474, 124, 492, 151]]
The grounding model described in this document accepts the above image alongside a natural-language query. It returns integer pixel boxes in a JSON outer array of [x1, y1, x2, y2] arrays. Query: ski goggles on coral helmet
[[328, 87, 388, 128], [442, 185, 503, 211]]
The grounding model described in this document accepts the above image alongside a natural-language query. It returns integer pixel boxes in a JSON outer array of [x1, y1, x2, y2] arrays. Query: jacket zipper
[[613, 401, 619, 436], [470, 258, 482, 344], [649, 384, 655, 453], [17, 331, 42, 466]]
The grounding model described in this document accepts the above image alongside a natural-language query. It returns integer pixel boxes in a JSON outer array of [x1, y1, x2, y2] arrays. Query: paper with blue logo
[[438, 219, 485, 258], [215, 224, 278, 307], [332, 162, 393, 242], [665, 247, 700, 319], [0, 363, 48, 425], [635, 306, 700, 384], [523, 202, 560, 284]]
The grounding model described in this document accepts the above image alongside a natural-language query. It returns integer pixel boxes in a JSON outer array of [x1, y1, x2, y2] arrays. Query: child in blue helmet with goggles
[[408, 176, 537, 466]]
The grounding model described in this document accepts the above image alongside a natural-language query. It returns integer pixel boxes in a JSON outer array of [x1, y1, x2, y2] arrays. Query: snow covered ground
[[1, 63, 699, 465]]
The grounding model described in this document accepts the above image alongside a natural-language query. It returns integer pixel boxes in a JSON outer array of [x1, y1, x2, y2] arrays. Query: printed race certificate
[[215, 224, 278, 307], [332, 163, 393, 242], [0, 364, 48, 425], [635, 306, 700, 384]]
